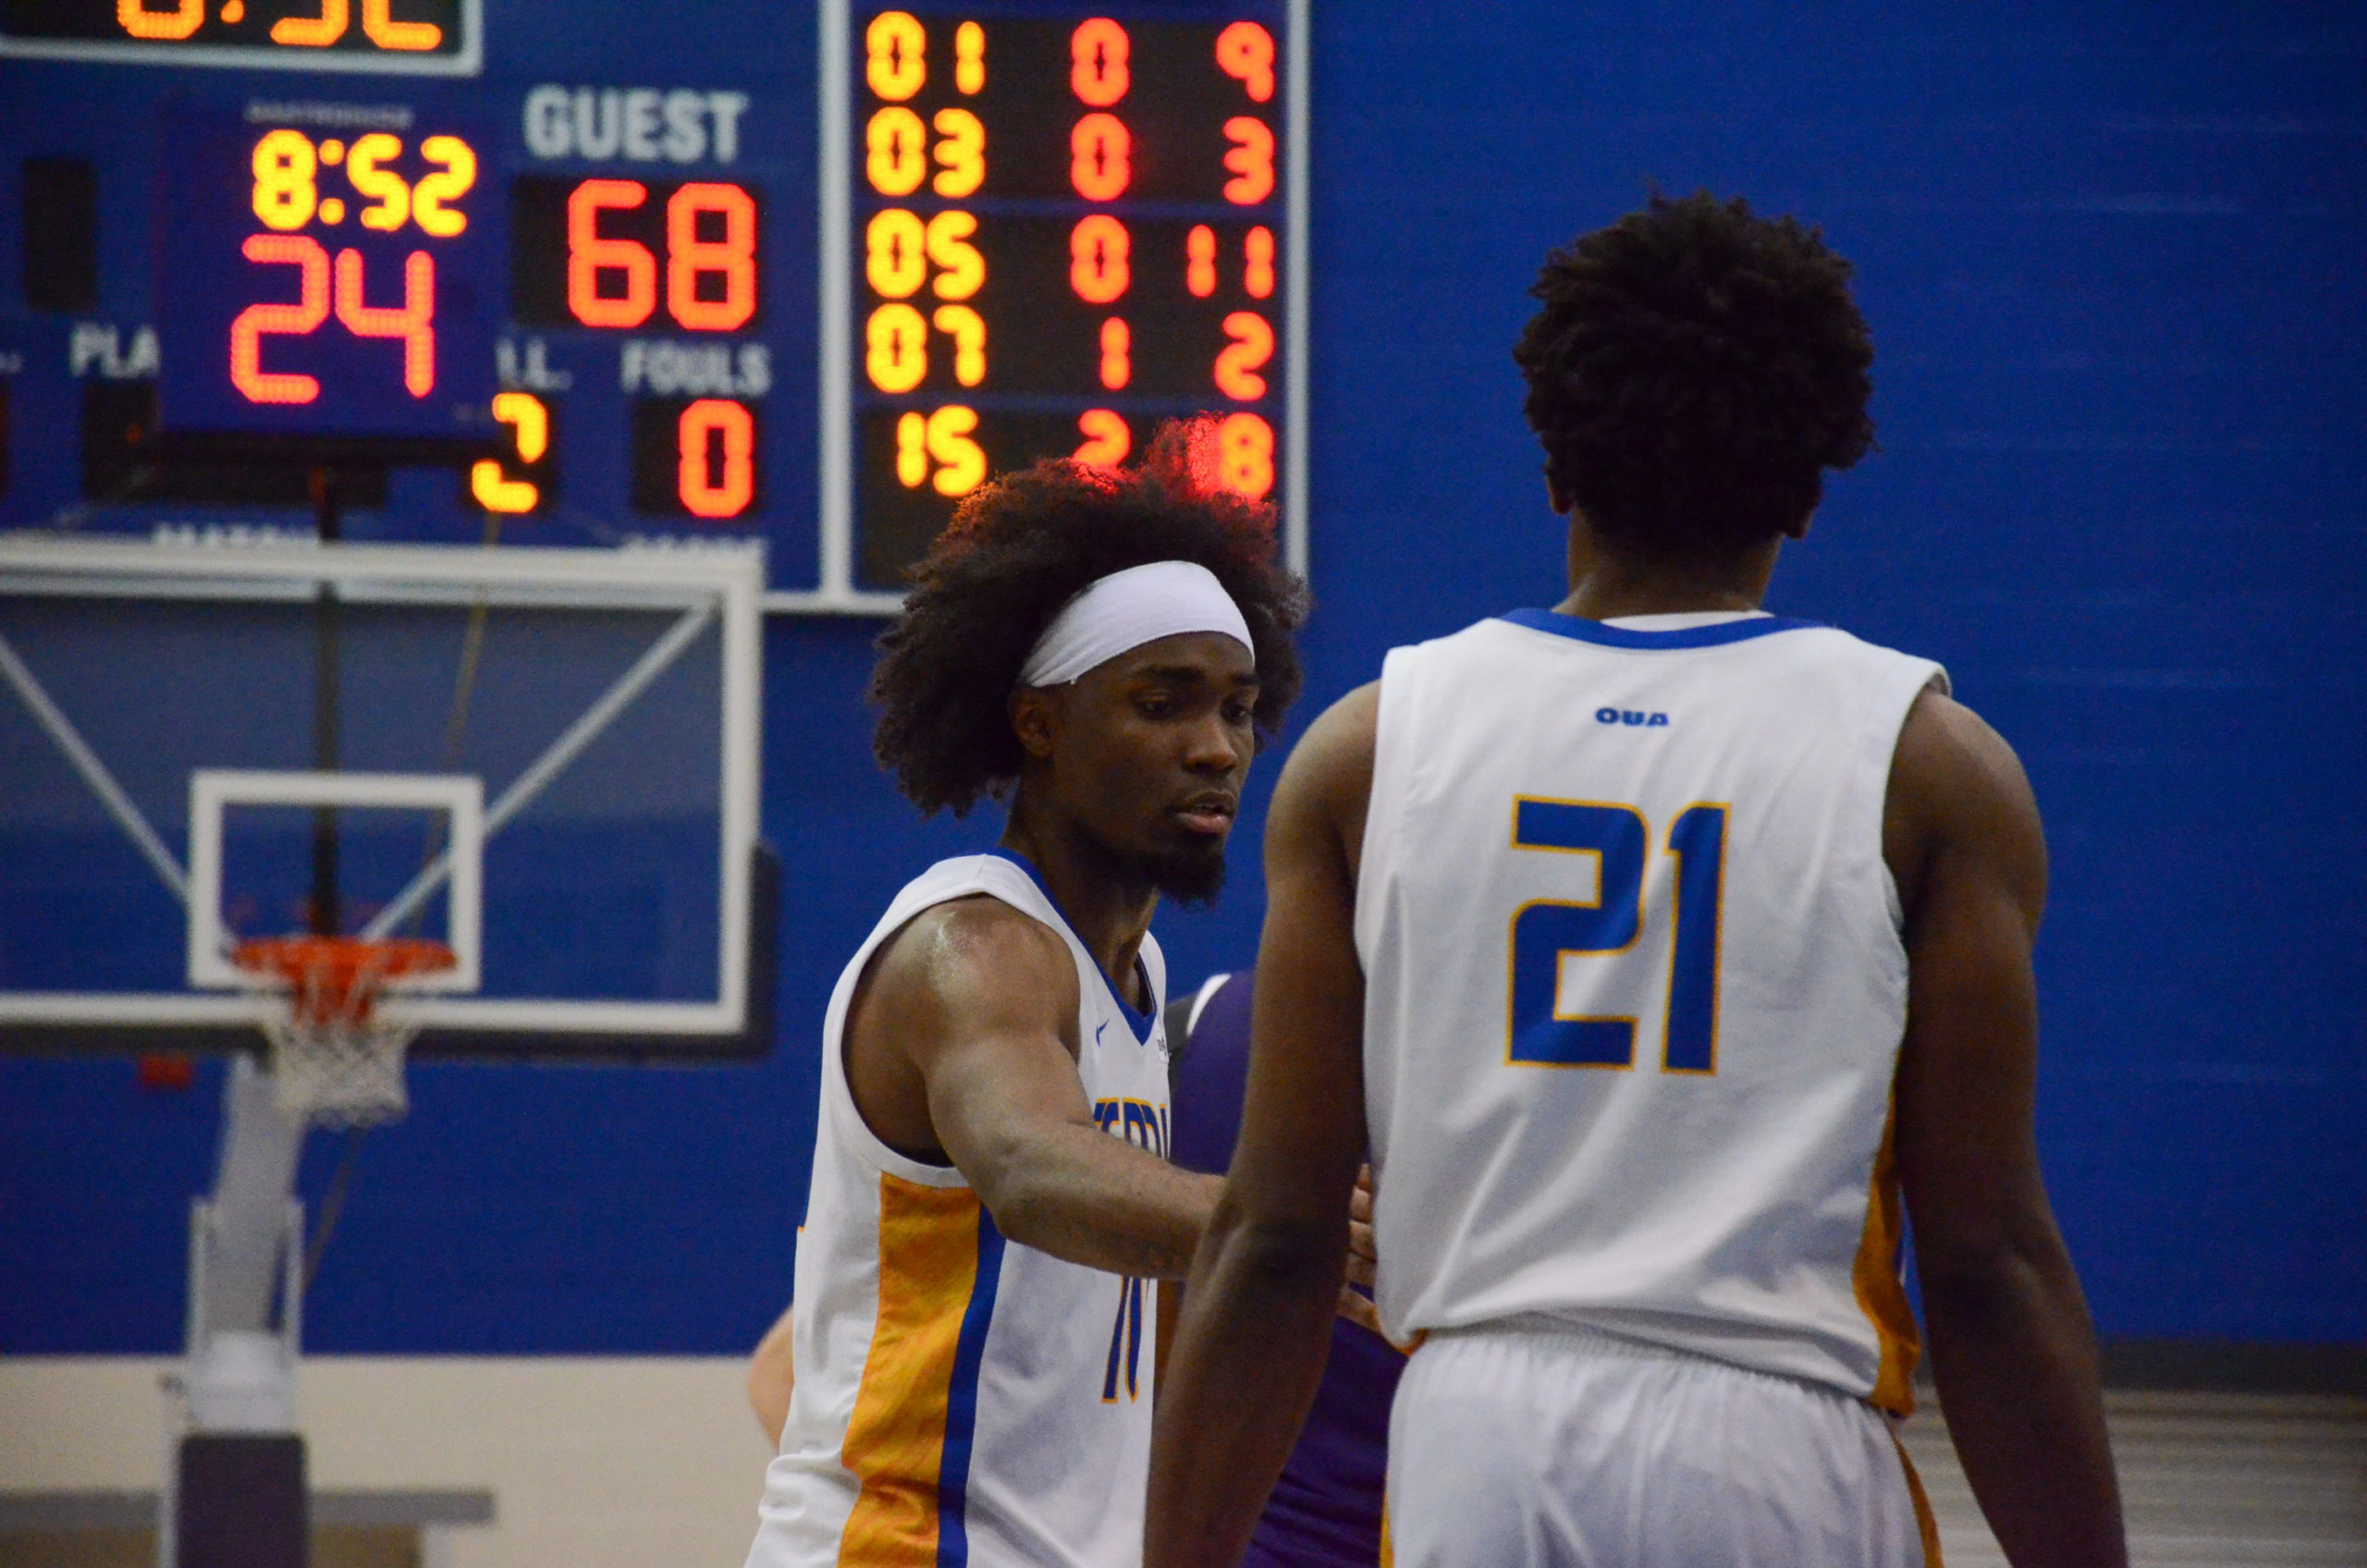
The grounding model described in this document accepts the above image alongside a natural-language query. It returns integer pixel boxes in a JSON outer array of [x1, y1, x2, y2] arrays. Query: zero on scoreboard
[[814, 0, 1308, 610]]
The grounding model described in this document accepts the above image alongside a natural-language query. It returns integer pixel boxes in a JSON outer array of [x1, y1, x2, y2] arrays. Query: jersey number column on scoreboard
[[812, 1, 1306, 611]]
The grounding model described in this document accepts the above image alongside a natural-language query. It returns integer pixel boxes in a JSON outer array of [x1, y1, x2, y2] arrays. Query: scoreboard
[[823, 4, 1304, 604], [0, 0, 1306, 609]]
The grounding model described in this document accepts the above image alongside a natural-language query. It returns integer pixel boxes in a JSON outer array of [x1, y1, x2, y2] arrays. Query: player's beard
[[1076, 819, 1229, 908], [1138, 836, 1227, 907]]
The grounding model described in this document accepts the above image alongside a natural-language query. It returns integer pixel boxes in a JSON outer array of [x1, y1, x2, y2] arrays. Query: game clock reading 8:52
[[155, 111, 497, 439]]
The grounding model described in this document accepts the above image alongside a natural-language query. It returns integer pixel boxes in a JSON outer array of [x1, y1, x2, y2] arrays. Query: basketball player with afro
[[1150, 195, 2125, 1565], [742, 423, 1353, 1568]]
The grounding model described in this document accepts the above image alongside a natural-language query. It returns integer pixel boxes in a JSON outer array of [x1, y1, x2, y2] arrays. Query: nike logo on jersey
[[1596, 707, 1671, 728]]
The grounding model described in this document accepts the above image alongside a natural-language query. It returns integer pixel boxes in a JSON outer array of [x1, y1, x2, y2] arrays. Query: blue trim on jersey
[[936, 1203, 1006, 1568], [985, 849, 1158, 1043], [1498, 606, 1825, 648]]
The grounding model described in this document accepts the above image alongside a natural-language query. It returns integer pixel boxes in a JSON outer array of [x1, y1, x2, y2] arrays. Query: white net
[[233, 938, 451, 1127]]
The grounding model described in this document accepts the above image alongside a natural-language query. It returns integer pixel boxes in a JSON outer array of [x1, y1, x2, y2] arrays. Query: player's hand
[[1345, 1164, 1377, 1289], [1331, 1163, 1386, 1337], [1335, 1283, 1385, 1338]]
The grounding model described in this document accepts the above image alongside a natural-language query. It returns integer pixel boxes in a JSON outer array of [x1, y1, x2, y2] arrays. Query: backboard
[[0, 534, 773, 1060]]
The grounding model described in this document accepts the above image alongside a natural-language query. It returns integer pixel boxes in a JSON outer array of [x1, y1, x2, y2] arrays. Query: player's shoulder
[[865, 886, 1080, 1031], [1886, 687, 2046, 908]]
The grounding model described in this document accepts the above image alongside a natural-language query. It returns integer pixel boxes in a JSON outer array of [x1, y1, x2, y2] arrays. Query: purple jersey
[[1168, 969, 1400, 1568]]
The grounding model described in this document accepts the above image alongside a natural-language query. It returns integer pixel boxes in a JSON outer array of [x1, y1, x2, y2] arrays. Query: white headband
[[1018, 560, 1254, 688]]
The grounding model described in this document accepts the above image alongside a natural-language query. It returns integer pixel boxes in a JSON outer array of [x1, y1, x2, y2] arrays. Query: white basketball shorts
[[1384, 1318, 1939, 1568]]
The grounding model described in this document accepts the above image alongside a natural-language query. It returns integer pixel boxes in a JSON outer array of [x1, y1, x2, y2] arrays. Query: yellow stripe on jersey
[[1889, 1430, 1946, 1567], [1851, 1097, 1922, 1416], [837, 1174, 984, 1566]]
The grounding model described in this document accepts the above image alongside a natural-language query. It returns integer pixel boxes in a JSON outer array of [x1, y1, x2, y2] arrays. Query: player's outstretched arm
[[1888, 691, 2128, 1567], [869, 897, 1220, 1279], [1146, 684, 1378, 1568]]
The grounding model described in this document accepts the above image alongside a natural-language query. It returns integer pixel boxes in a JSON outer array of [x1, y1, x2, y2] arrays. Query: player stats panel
[[826, 2, 1304, 600]]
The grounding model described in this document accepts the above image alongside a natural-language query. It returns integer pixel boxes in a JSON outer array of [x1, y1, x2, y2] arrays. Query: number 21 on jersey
[[1507, 797, 1727, 1073]]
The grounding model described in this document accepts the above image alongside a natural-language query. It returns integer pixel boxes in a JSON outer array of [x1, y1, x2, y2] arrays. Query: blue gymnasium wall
[[3, 0, 2362, 1354]]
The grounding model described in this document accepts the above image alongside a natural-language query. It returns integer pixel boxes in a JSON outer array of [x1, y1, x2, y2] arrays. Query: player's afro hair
[[1513, 191, 1875, 562], [869, 420, 1309, 817]]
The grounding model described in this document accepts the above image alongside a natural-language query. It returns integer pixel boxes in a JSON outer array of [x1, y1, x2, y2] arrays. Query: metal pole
[[309, 469, 340, 937]]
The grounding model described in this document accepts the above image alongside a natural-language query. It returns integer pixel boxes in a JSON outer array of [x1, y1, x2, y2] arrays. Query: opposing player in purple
[[1163, 967, 1398, 1568]]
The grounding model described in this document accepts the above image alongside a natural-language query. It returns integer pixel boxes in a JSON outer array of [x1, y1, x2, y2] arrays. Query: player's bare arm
[[1886, 688, 2127, 1567], [844, 893, 1220, 1280], [1147, 680, 1379, 1568], [747, 1303, 796, 1447]]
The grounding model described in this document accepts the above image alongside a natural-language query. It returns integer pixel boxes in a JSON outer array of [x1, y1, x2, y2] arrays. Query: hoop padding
[[232, 937, 456, 1126]]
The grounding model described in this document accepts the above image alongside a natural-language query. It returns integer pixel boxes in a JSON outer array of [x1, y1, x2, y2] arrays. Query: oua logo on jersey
[[1597, 707, 1672, 727]]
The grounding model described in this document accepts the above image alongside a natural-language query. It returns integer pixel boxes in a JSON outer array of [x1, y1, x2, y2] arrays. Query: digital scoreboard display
[[825, 3, 1305, 598], [0, 0, 480, 74], [0, 0, 1308, 608], [156, 111, 499, 438]]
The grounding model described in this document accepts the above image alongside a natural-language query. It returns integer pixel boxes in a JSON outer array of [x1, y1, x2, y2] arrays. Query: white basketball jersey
[[1356, 609, 1945, 1411], [745, 852, 1171, 1568]]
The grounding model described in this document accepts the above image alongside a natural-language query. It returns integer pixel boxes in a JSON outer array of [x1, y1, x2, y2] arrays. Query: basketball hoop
[[230, 936, 455, 1126]]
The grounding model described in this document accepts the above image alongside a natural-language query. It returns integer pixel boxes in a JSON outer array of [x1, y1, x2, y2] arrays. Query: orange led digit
[[1070, 18, 1131, 105], [925, 405, 986, 496], [954, 20, 986, 93], [271, 0, 348, 47], [117, 0, 201, 40], [1074, 410, 1131, 467], [1186, 226, 1217, 297], [1215, 311, 1271, 399], [1244, 226, 1275, 298], [865, 11, 927, 102], [1069, 214, 1130, 304], [251, 130, 317, 231], [1216, 21, 1276, 102], [346, 133, 411, 232], [1071, 114, 1131, 202], [1216, 411, 1274, 499], [411, 136, 476, 238], [362, 0, 440, 51], [333, 247, 436, 397], [566, 179, 657, 328], [1098, 317, 1131, 390], [473, 392, 546, 515], [865, 107, 928, 197], [865, 303, 929, 393], [930, 109, 986, 199], [1223, 117, 1275, 204], [895, 411, 930, 487], [931, 305, 987, 387], [666, 183, 758, 331], [925, 211, 984, 300], [229, 234, 331, 405], [678, 398, 755, 519], [866, 209, 926, 299]]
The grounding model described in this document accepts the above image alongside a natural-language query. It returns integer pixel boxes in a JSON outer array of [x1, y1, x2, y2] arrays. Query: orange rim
[[230, 936, 455, 1025]]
